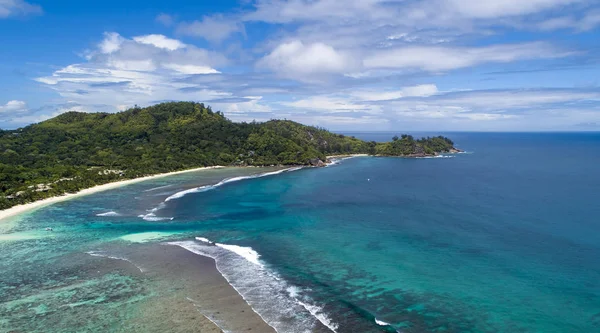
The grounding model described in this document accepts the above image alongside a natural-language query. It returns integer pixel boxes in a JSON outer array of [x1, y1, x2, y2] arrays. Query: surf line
[[168, 237, 339, 333], [164, 166, 304, 203]]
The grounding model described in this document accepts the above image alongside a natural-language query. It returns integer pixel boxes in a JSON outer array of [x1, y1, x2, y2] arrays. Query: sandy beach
[[326, 153, 369, 159], [0, 166, 223, 223]]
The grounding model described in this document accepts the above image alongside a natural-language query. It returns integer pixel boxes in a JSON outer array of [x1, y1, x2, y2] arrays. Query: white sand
[[326, 154, 369, 159], [0, 166, 223, 223]]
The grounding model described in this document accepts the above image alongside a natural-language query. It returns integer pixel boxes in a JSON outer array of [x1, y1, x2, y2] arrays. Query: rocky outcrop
[[308, 158, 327, 167]]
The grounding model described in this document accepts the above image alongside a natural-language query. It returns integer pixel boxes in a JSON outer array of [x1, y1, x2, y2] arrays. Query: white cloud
[[177, 15, 244, 42], [536, 10, 600, 31], [162, 63, 220, 74], [156, 13, 174, 26], [0, 0, 42, 18], [258, 40, 354, 79], [383, 88, 600, 129], [14, 1, 599, 131], [281, 95, 382, 114], [363, 42, 571, 72], [0, 100, 28, 113], [246, 0, 589, 31], [352, 84, 439, 101], [213, 96, 272, 115], [440, 0, 583, 19], [35, 32, 228, 112], [133, 34, 185, 51], [99, 32, 125, 54], [246, 0, 391, 24]]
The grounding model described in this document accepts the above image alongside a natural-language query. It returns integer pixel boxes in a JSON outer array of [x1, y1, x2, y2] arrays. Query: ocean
[[1, 132, 600, 332]]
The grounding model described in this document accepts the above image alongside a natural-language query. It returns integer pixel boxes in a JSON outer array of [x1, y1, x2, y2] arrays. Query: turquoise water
[[2, 133, 600, 332]]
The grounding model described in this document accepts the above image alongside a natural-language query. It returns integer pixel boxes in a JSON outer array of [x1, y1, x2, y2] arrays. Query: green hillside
[[0, 102, 456, 209]]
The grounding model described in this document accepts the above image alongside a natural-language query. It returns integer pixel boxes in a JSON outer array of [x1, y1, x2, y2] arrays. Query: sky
[[0, 0, 599, 131]]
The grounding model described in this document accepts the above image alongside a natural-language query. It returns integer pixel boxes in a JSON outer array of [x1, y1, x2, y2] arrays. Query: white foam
[[96, 211, 120, 217], [416, 155, 456, 159], [375, 318, 390, 326], [86, 251, 144, 272], [164, 186, 213, 201], [164, 167, 303, 202], [297, 301, 339, 332], [325, 156, 354, 167], [137, 214, 174, 221], [137, 203, 173, 221], [215, 243, 262, 267], [286, 285, 301, 298], [169, 239, 339, 333], [143, 184, 173, 192], [194, 237, 262, 266], [195, 237, 211, 243]]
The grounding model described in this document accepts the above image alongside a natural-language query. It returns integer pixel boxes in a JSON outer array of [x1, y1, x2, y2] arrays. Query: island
[[0, 102, 459, 210]]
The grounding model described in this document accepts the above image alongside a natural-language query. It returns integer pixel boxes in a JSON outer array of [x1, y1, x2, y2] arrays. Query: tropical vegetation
[[0, 102, 456, 209]]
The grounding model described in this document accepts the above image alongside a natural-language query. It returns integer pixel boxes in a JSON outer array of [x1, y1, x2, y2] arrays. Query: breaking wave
[[169, 237, 338, 333], [165, 167, 303, 202], [375, 318, 390, 326], [96, 211, 120, 217], [416, 155, 456, 159], [137, 203, 173, 221]]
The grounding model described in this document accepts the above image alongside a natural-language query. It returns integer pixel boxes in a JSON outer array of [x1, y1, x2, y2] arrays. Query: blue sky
[[1, 0, 599, 131]]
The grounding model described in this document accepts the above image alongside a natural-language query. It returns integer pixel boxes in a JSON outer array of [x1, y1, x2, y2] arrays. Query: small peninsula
[[0, 102, 458, 210]]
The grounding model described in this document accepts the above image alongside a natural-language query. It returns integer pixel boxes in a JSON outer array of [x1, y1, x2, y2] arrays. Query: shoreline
[[0, 166, 224, 223], [326, 153, 369, 159]]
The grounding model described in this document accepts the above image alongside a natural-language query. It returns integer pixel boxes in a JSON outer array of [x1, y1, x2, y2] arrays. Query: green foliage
[[0, 102, 456, 209], [375, 135, 454, 156]]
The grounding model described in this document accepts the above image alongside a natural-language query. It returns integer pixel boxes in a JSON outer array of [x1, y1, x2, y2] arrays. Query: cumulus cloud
[[0, 100, 30, 124], [0, 0, 42, 18], [257, 40, 355, 79], [133, 34, 185, 51], [35, 32, 231, 111], [0, 100, 28, 113], [98, 32, 125, 54], [14, 0, 599, 130], [177, 15, 244, 42]]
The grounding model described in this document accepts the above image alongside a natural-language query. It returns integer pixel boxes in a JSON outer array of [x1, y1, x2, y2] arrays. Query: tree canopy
[[0, 102, 457, 209]]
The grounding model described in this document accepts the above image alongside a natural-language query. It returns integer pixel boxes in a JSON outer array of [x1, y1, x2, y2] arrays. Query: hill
[[0, 102, 457, 209]]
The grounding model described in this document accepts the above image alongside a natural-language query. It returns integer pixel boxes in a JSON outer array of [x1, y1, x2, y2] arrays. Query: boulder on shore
[[308, 158, 327, 167]]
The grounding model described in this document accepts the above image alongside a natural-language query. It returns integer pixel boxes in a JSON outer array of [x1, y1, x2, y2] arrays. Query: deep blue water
[[2, 132, 600, 332]]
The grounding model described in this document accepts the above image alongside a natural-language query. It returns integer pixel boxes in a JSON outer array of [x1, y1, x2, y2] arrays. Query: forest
[[0, 102, 457, 209]]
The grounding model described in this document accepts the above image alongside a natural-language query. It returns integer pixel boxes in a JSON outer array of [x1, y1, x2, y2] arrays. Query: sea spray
[[170, 239, 337, 333]]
